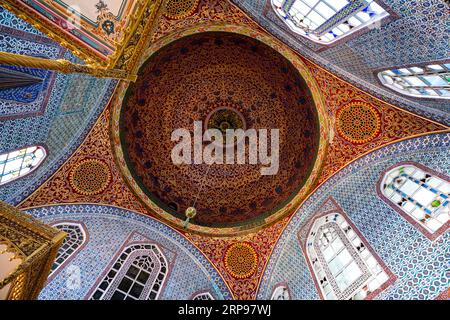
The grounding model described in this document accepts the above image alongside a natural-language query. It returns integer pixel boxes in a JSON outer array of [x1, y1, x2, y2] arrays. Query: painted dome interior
[[120, 32, 320, 228]]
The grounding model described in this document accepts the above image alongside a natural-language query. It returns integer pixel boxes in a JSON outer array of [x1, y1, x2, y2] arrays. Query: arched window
[[380, 163, 450, 239], [271, 285, 290, 300], [306, 213, 390, 300], [378, 63, 450, 99], [90, 244, 168, 300], [192, 292, 214, 300], [0, 146, 46, 185], [272, 0, 389, 44], [50, 222, 87, 276]]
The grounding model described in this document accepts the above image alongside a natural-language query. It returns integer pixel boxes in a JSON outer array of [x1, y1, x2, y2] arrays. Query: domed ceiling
[[119, 32, 320, 229]]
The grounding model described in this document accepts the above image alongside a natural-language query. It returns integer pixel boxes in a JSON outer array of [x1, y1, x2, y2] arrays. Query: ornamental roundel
[[69, 159, 111, 196], [336, 101, 381, 144], [224, 242, 258, 279], [163, 0, 200, 20]]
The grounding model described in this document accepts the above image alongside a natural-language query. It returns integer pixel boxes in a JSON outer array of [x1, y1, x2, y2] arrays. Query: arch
[[257, 134, 448, 300], [111, 25, 330, 236], [89, 243, 168, 300], [303, 206, 394, 300], [49, 221, 88, 278], [0, 145, 46, 185], [378, 162, 450, 240]]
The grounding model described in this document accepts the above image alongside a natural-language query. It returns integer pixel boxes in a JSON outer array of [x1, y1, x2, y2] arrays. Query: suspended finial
[[183, 207, 197, 229]]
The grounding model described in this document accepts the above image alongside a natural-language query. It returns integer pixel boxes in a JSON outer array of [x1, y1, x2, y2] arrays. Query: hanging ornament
[[183, 207, 197, 229]]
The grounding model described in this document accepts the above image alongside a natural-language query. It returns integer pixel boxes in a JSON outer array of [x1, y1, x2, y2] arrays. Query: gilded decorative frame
[[109, 23, 330, 237]]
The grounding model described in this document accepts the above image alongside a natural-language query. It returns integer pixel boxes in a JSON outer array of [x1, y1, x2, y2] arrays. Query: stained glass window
[[0, 146, 46, 185], [50, 222, 86, 276], [271, 285, 290, 300], [381, 164, 450, 236], [90, 244, 168, 300], [272, 0, 388, 44], [378, 63, 450, 99], [306, 213, 389, 300], [192, 292, 214, 300]]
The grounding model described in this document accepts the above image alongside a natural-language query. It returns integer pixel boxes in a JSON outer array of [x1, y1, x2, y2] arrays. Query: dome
[[119, 32, 321, 230]]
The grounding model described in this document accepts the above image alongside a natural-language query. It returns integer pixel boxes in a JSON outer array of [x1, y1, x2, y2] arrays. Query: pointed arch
[[378, 162, 450, 240], [0, 145, 47, 185], [89, 243, 168, 300], [270, 284, 291, 300], [191, 291, 214, 300]]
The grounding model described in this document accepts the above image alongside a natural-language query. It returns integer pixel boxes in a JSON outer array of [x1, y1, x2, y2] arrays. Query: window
[[378, 63, 450, 99], [306, 213, 390, 300], [50, 222, 86, 276], [192, 292, 214, 300], [271, 285, 290, 300], [380, 163, 450, 239], [272, 0, 389, 44], [0, 146, 46, 185], [90, 244, 168, 300]]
